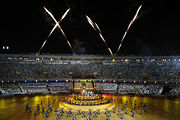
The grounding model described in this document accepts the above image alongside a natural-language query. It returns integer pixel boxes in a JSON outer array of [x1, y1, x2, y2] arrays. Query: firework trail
[[86, 15, 113, 56], [94, 22, 101, 33], [48, 8, 71, 38], [86, 16, 97, 31], [43, 7, 67, 39], [36, 40, 47, 56], [116, 5, 142, 54], [36, 7, 73, 56]]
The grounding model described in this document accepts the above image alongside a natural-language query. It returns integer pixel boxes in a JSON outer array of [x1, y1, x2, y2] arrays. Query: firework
[[116, 5, 142, 54], [86, 15, 97, 31], [48, 8, 71, 38], [94, 22, 101, 33], [36, 7, 73, 56], [43, 7, 67, 38], [86, 15, 113, 56], [36, 40, 47, 56]]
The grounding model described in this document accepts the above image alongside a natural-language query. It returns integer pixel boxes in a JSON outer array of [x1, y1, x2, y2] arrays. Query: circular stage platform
[[65, 93, 110, 106]]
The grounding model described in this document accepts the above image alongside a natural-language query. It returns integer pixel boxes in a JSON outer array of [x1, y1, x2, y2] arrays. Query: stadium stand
[[0, 54, 180, 96]]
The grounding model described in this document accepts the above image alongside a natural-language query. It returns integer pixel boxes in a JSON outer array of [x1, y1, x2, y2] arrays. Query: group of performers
[[25, 98, 148, 120]]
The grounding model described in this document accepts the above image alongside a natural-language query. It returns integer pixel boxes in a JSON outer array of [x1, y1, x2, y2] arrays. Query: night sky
[[1, 0, 180, 56]]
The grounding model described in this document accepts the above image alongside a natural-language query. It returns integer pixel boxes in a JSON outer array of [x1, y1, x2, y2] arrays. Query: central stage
[[65, 93, 110, 106]]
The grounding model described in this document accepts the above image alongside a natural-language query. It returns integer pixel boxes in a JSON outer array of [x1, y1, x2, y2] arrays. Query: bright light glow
[[86, 15, 113, 56], [125, 59, 129, 62], [3, 46, 5, 49], [151, 59, 155, 61], [136, 59, 140, 62], [112, 59, 115, 62], [36, 7, 73, 56], [116, 5, 142, 54]]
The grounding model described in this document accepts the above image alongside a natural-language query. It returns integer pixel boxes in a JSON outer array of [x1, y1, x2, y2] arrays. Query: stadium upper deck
[[0, 54, 180, 83]]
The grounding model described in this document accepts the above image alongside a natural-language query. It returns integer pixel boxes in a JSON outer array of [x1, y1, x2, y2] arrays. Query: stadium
[[1, 0, 180, 120], [0, 54, 180, 120]]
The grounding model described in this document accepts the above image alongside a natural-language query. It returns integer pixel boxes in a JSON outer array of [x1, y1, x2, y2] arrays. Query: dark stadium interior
[[1, 1, 180, 120]]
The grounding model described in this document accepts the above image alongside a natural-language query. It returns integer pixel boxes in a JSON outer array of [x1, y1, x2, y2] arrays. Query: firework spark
[[36, 40, 47, 56], [116, 5, 142, 54], [43, 7, 67, 38], [86, 15, 113, 56], [94, 22, 101, 33], [36, 7, 73, 56], [48, 8, 71, 38], [86, 15, 97, 31]]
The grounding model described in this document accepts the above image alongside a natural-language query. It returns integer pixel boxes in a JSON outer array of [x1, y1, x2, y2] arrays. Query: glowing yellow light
[[8, 81, 9, 82], [144, 81, 146, 83], [112, 59, 115, 62], [165, 81, 168, 84], [36, 80, 38, 82], [143, 73, 147, 76], [125, 59, 129, 62], [46, 80, 48, 82], [50, 58, 53, 61], [179, 59, 180, 62], [16, 72, 20, 75], [25, 80, 27, 82], [2, 81, 4, 83], [66, 80, 68, 82], [14, 81, 15, 83], [118, 72, 122, 75], [113, 80, 116, 82], [170, 73, 174, 76], [36, 58, 40, 61], [155, 81, 157, 84], [56, 80, 58, 82], [69, 72, 73, 74], [134, 81, 136, 83]]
